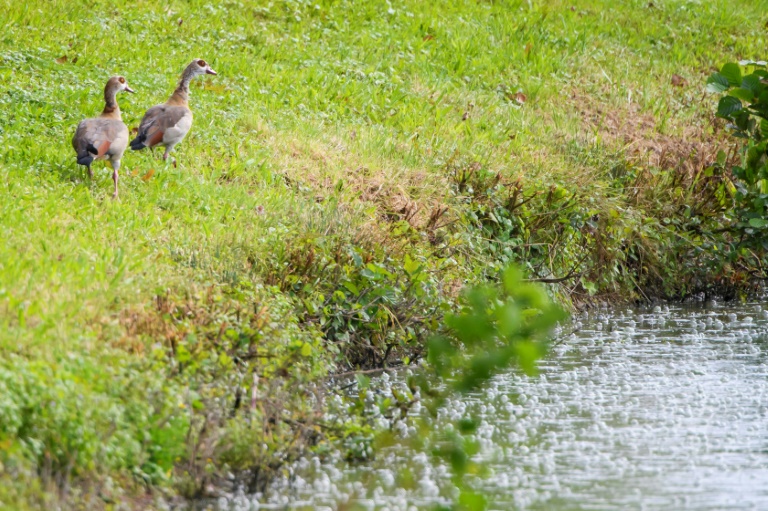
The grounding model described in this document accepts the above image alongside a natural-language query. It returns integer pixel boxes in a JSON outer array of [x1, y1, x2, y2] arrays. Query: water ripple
[[227, 302, 768, 510]]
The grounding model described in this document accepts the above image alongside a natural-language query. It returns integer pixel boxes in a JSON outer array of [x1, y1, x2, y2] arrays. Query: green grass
[[1, 0, 767, 508]]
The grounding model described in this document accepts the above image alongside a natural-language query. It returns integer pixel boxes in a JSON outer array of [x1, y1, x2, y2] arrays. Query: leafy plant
[[708, 61, 768, 244], [368, 266, 565, 511]]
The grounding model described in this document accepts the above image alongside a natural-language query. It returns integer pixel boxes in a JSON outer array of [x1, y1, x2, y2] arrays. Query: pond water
[[220, 302, 768, 510]]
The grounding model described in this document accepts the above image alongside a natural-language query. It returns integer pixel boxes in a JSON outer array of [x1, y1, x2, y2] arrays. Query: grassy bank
[[1, 0, 767, 507]]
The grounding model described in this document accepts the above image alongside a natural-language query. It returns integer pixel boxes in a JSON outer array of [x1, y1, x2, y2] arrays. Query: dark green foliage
[[255, 223, 445, 370], [709, 62, 768, 245], [337, 266, 562, 510], [412, 266, 563, 510], [428, 267, 564, 392]]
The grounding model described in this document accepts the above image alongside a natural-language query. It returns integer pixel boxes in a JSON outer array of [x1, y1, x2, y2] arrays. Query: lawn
[[0, 0, 767, 508]]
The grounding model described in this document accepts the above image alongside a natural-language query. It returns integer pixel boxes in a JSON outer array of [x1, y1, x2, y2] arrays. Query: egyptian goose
[[129, 59, 217, 166], [72, 76, 134, 198]]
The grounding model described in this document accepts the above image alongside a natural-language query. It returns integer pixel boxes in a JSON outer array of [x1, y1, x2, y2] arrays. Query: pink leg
[[163, 148, 177, 168], [112, 161, 120, 199]]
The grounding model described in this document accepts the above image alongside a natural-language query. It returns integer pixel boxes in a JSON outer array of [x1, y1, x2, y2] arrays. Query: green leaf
[[742, 74, 762, 96], [717, 96, 742, 118], [342, 280, 359, 295], [729, 88, 754, 102], [733, 110, 751, 131], [747, 146, 763, 169], [496, 301, 521, 338], [501, 265, 523, 295], [403, 254, 421, 276], [716, 150, 727, 166], [761, 119, 768, 140], [449, 445, 469, 474], [514, 340, 542, 376], [457, 418, 478, 433], [580, 278, 597, 296], [427, 335, 455, 372], [720, 62, 742, 86], [705, 72, 729, 93], [748, 218, 768, 228], [300, 343, 312, 357], [458, 490, 488, 511], [176, 345, 191, 363], [355, 374, 370, 389]]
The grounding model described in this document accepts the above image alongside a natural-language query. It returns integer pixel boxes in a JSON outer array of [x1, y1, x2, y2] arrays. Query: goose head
[[106, 76, 135, 95], [188, 58, 217, 77]]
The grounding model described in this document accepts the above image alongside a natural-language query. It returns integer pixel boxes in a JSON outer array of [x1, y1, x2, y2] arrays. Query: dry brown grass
[[113, 288, 268, 361], [574, 90, 734, 179], [258, 126, 456, 239]]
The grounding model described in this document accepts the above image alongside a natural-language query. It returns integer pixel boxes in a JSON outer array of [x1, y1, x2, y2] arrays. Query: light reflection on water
[[223, 302, 768, 510]]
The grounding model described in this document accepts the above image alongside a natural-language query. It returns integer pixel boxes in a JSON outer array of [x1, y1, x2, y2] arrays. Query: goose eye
[[197, 59, 206, 67], [119, 77, 125, 84]]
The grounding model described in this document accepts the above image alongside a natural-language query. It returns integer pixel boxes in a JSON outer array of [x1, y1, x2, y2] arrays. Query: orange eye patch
[[197, 59, 206, 66], [119, 77, 126, 83]]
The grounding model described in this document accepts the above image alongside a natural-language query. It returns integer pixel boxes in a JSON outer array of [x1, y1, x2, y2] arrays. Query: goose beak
[[206, 68, 217, 75], [125, 86, 135, 93]]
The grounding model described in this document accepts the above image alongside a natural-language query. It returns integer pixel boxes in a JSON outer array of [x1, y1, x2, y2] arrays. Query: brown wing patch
[[147, 130, 165, 147], [96, 140, 111, 156]]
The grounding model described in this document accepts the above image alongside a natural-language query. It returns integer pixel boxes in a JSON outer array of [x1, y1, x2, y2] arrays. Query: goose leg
[[87, 165, 93, 180], [111, 160, 120, 199], [163, 147, 178, 168]]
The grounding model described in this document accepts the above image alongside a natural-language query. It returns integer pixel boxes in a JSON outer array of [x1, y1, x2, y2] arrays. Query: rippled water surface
[[223, 302, 768, 510]]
